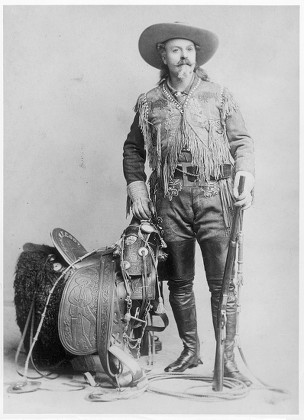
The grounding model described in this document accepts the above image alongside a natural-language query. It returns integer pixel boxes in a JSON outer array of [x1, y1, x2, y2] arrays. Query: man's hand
[[127, 181, 155, 220], [233, 171, 255, 210], [132, 197, 155, 220]]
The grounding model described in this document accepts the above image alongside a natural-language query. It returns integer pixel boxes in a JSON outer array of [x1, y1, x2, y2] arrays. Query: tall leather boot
[[224, 300, 252, 385], [208, 278, 252, 386], [163, 239, 202, 373], [164, 284, 202, 372]]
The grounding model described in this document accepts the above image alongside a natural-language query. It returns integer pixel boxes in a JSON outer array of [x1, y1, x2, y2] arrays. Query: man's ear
[[161, 53, 167, 65]]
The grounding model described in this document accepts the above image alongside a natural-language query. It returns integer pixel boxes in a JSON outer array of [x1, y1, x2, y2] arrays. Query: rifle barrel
[[213, 175, 245, 392]]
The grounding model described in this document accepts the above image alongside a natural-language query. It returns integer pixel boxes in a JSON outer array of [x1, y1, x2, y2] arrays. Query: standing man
[[123, 22, 254, 386]]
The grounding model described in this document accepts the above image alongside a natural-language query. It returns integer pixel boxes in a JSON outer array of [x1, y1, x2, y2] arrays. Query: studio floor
[[2, 277, 298, 417]]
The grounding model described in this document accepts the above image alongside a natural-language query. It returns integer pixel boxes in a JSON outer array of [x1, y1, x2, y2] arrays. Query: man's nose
[[181, 50, 188, 59]]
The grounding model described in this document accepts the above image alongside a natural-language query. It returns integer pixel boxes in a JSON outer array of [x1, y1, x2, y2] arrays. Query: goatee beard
[[177, 66, 193, 80]]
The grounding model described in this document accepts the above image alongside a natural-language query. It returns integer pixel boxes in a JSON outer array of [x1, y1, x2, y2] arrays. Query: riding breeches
[[155, 184, 235, 299]]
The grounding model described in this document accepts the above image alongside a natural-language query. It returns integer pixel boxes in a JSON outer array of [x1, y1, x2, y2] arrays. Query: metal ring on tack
[[122, 261, 131, 269], [138, 247, 148, 257]]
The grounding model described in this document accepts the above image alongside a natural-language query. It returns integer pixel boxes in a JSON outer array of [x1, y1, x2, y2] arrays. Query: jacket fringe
[[135, 93, 157, 169], [134, 83, 238, 227], [136, 92, 234, 196]]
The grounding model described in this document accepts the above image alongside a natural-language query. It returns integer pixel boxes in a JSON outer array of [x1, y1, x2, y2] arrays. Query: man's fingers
[[242, 203, 252, 210], [234, 196, 252, 208], [233, 185, 240, 199], [133, 200, 151, 220], [235, 191, 247, 200], [140, 200, 153, 219], [234, 198, 249, 207]]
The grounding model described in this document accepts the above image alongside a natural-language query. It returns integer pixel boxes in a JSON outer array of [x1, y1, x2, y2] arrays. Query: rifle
[[213, 175, 245, 392]]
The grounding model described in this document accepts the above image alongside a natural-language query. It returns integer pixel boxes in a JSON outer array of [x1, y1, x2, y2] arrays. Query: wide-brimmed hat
[[138, 22, 219, 69]]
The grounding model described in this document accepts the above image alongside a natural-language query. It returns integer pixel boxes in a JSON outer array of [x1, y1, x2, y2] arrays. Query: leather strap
[[146, 312, 169, 332], [96, 254, 144, 386], [108, 345, 144, 386], [96, 254, 117, 379]]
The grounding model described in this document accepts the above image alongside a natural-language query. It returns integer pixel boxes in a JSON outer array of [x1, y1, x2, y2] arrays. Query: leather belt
[[173, 163, 232, 186]]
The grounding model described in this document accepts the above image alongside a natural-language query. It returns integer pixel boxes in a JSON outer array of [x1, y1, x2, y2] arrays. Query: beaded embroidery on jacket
[[135, 76, 237, 195]]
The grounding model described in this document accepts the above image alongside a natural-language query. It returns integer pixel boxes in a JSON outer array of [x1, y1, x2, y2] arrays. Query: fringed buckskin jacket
[[123, 73, 254, 225]]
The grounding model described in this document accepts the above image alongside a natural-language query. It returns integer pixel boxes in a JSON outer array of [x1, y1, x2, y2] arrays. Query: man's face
[[162, 38, 196, 80]]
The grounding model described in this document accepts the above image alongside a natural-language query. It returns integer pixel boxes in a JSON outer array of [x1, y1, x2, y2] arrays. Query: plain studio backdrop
[[3, 4, 300, 416]]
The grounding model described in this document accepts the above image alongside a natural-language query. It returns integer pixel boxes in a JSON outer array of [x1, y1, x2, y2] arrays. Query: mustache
[[177, 59, 193, 66]]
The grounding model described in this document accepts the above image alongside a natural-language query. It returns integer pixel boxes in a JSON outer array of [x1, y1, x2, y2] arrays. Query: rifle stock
[[213, 175, 245, 392]]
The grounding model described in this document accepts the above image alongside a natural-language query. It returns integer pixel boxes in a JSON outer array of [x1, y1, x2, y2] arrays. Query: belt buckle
[[186, 166, 198, 183], [221, 163, 232, 179]]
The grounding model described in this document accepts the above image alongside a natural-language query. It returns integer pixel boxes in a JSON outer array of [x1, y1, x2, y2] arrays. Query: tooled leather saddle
[[14, 219, 168, 388]]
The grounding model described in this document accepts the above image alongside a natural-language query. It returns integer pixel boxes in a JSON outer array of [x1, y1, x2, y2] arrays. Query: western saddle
[[14, 219, 168, 389]]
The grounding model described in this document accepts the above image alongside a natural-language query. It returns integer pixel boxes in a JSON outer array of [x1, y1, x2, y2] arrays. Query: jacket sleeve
[[222, 89, 255, 175], [123, 112, 147, 185]]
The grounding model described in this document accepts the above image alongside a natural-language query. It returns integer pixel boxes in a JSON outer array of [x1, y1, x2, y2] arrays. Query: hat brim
[[138, 22, 219, 69]]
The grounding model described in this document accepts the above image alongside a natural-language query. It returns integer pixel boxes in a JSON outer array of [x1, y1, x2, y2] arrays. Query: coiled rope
[[146, 372, 250, 401]]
